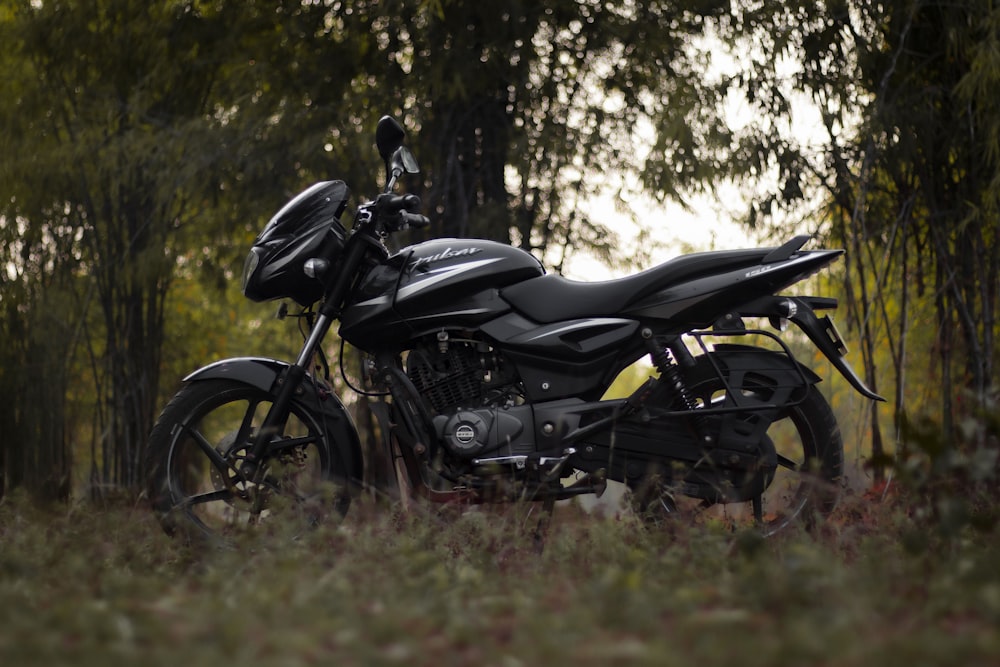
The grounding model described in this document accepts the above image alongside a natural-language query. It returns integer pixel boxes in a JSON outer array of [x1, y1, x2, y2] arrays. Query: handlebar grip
[[372, 193, 428, 231], [401, 194, 421, 212], [377, 193, 421, 214], [400, 211, 431, 229]]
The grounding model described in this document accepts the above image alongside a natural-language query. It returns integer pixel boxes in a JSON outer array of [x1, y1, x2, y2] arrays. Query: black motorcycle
[[144, 116, 883, 542]]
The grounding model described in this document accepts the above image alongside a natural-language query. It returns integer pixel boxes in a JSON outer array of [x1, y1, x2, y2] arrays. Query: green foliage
[[2, 495, 1000, 666], [892, 399, 1000, 541], [327, 1, 741, 272], [0, 283, 74, 500], [0, 0, 763, 498], [5, 0, 998, 500], [0, 0, 360, 494], [601, 360, 656, 400], [699, 0, 1000, 477]]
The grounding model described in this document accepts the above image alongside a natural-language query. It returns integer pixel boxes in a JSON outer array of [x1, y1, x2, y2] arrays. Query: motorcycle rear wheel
[[629, 354, 844, 537], [144, 379, 354, 544]]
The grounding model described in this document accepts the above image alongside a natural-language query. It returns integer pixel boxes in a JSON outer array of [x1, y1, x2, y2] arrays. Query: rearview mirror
[[391, 147, 420, 177], [375, 116, 406, 163]]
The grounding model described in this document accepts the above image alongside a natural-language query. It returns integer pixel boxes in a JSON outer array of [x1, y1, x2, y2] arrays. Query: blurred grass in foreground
[[1, 490, 999, 667]]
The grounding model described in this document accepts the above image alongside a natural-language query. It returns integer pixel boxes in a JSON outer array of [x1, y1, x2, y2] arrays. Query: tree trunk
[[424, 97, 513, 243]]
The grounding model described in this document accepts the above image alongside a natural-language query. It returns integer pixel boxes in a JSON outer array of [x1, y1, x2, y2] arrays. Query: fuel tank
[[339, 239, 544, 349]]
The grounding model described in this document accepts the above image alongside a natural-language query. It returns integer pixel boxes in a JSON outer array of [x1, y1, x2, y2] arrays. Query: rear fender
[[184, 357, 364, 481], [692, 345, 822, 419], [734, 296, 885, 401]]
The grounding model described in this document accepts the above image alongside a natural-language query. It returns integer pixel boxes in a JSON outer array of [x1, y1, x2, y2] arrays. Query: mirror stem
[[384, 169, 402, 193]]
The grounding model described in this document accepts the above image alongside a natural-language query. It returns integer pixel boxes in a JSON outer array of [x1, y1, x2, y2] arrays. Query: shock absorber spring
[[649, 345, 694, 410], [647, 340, 713, 445]]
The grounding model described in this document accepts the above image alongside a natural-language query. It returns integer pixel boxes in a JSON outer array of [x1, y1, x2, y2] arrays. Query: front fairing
[[242, 180, 350, 305]]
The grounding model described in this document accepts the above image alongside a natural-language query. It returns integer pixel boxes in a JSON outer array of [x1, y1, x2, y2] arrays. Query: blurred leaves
[[892, 398, 1000, 540], [0, 0, 777, 497], [3, 0, 999, 501], [2, 493, 1000, 666]]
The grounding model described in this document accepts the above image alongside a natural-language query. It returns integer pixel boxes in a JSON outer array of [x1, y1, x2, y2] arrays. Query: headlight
[[241, 249, 260, 294]]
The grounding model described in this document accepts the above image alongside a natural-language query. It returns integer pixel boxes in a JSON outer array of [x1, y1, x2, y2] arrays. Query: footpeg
[[473, 448, 576, 476], [563, 468, 607, 498]]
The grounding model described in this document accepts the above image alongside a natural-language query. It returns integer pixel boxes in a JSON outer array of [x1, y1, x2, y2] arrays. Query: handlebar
[[372, 193, 430, 231], [376, 192, 420, 214]]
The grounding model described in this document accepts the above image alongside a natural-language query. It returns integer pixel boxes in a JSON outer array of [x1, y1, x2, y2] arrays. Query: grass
[[2, 490, 1000, 667]]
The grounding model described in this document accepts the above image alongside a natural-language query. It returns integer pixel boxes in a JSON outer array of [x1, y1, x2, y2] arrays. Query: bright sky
[[559, 186, 755, 282], [557, 52, 831, 284]]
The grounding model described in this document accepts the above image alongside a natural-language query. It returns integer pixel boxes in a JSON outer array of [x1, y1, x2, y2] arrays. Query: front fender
[[184, 356, 289, 391], [184, 357, 364, 482]]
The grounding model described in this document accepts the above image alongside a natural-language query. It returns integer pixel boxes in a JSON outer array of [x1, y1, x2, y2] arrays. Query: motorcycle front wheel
[[629, 352, 844, 537], [144, 379, 354, 544]]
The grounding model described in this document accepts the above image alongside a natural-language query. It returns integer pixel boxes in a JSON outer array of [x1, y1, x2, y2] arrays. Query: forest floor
[[1, 487, 999, 667]]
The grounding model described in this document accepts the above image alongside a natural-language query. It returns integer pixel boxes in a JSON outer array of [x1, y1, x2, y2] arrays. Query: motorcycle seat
[[500, 248, 768, 324]]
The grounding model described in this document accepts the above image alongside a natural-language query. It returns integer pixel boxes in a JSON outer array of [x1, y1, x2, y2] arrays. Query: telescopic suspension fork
[[236, 312, 336, 480], [241, 205, 380, 477]]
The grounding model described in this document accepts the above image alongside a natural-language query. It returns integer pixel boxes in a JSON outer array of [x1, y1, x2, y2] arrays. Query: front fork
[[240, 207, 383, 477], [240, 312, 337, 479]]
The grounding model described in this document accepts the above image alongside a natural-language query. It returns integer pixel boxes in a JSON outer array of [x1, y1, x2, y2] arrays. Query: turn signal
[[303, 258, 330, 279]]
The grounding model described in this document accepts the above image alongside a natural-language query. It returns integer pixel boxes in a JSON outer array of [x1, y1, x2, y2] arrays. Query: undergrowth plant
[[890, 395, 1000, 545], [2, 482, 1000, 666]]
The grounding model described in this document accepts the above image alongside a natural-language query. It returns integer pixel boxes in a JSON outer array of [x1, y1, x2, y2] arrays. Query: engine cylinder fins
[[406, 341, 485, 413]]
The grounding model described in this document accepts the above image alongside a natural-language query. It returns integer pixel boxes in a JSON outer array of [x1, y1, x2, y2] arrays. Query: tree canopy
[[1, 0, 998, 497], [708, 1, 1000, 470]]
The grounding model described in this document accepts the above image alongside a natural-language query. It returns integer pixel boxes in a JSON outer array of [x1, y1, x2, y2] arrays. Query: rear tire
[[144, 379, 355, 544], [629, 352, 843, 537]]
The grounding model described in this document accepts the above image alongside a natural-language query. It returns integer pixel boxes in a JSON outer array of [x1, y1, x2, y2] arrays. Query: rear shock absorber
[[644, 334, 713, 446]]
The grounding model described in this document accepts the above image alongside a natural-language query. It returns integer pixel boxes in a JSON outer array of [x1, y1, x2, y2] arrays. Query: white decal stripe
[[745, 253, 816, 279], [524, 318, 629, 342], [351, 294, 391, 307], [407, 308, 493, 321], [397, 258, 503, 300]]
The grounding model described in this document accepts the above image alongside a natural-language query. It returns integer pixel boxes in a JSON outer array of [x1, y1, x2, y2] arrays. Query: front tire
[[144, 379, 355, 543]]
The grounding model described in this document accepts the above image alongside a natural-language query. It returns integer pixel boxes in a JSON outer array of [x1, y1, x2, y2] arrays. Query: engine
[[406, 335, 488, 413], [405, 333, 535, 460]]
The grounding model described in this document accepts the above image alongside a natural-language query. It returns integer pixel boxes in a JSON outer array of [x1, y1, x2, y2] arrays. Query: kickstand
[[752, 495, 764, 525], [531, 496, 556, 555]]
